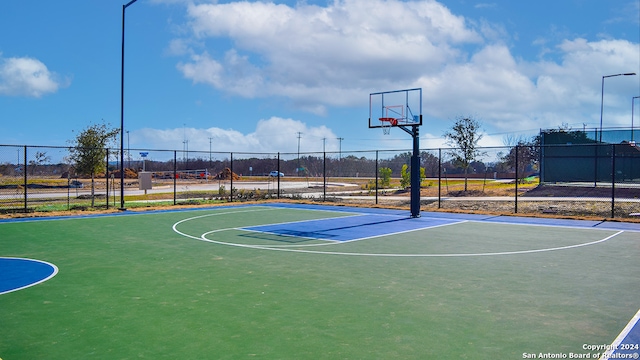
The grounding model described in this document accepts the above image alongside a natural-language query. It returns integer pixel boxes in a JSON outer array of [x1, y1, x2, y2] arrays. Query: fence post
[[539, 140, 544, 184], [105, 148, 110, 210], [230, 152, 233, 202], [277, 152, 280, 199], [173, 151, 177, 205], [593, 142, 600, 188], [515, 145, 519, 214], [67, 169, 71, 211], [323, 151, 326, 202], [611, 144, 616, 218], [375, 150, 379, 205], [23, 146, 28, 211], [438, 148, 441, 209]]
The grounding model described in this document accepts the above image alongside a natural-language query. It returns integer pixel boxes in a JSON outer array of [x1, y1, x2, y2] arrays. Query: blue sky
[[1, 0, 639, 156]]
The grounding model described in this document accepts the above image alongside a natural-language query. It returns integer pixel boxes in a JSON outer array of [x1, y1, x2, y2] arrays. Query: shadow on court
[[241, 215, 448, 242]]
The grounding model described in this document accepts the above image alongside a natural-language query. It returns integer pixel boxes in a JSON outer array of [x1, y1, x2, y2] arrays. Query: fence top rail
[[2, 143, 637, 158]]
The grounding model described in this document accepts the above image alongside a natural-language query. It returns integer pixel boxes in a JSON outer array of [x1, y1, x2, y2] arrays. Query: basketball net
[[382, 124, 391, 135]]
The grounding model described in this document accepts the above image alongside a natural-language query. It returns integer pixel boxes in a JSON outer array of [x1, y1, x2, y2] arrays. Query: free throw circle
[[0, 257, 58, 295]]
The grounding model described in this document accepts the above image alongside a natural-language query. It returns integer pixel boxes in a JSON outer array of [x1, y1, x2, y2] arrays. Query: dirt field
[[333, 182, 640, 221]]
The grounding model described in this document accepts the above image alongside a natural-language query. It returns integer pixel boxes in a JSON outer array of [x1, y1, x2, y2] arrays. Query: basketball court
[[1, 86, 638, 358], [1, 203, 638, 359]]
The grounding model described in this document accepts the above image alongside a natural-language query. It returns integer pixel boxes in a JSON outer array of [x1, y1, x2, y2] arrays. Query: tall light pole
[[633, 96, 640, 143], [120, 0, 139, 210], [599, 72, 636, 142]]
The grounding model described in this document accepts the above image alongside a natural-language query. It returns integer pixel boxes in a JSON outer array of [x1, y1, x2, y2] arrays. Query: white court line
[[219, 230, 624, 257], [240, 212, 368, 231], [269, 203, 640, 233], [238, 213, 457, 246], [600, 308, 640, 360], [336, 219, 468, 245], [172, 206, 366, 245], [172, 207, 277, 242], [231, 227, 342, 246], [172, 208, 626, 257], [220, 218, 467, 248]]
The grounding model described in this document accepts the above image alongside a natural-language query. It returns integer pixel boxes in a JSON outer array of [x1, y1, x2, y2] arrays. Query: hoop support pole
[[399, 125, 421, 218], [410, 125, 420, 218]]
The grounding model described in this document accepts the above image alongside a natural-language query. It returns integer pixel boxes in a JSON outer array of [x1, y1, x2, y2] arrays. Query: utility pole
[[183, 124, 188, 170], [209, 137, 213, 170], [183, 140, 189, 170]]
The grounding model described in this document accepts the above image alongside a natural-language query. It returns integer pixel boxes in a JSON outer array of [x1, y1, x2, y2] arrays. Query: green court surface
[[1, 204, 638, 359]]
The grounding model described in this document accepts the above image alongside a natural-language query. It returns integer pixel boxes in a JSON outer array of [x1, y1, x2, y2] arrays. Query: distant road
[[3, 180, 346, 200], [6, 180, 640, 203]]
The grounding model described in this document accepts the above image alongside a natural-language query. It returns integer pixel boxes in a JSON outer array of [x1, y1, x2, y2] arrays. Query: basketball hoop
[[380, 117, 397, 135], [379, 117, 398, 126], [368, 88, 423, 218]]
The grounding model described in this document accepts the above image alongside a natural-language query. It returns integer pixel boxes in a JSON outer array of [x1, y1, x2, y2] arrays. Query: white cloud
[[0, 55, 65, 97], [176, 0, 481, 106], [165, 0, 639, 139], [420, 37, 639, 133], [166, 38, 194, 56], [177, 52, 225, 88], [133, 116, 338, 154], [474, 3, 497, 9]]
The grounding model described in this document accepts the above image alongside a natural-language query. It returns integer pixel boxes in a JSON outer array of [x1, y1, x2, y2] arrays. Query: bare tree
[[29, 151, 51, 175], [502, 135, 539, 183]]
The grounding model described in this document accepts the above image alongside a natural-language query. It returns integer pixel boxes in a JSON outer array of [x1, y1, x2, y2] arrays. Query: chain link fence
[[0, 143, 638, 219]]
